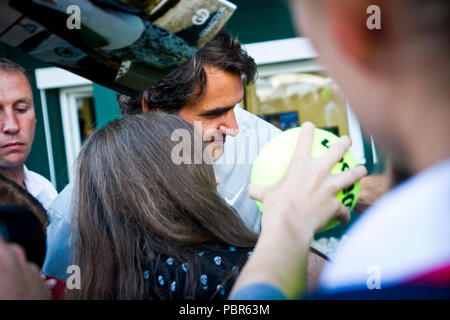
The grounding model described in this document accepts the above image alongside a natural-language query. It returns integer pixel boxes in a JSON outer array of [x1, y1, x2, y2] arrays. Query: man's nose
[[1, 112, 20, 135], [218, 110, 239, 137]]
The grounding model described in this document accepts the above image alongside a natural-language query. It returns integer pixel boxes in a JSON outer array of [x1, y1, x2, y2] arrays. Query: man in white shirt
[[0, 58, 57, 211]]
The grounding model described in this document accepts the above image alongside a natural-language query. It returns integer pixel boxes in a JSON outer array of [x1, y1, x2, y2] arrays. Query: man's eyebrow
[[13, 98, 33, 106], [199, 106, 235, 117]]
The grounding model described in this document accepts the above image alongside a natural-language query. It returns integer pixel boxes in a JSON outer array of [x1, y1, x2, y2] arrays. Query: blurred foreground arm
[[0, 239, 50, 300], [230, 122, 367, 299]]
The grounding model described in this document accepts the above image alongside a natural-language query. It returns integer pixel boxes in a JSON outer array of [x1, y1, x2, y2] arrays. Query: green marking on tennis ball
[[251, 127, 360, 232]]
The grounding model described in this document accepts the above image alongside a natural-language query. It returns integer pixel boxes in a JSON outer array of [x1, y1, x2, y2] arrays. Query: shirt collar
[[23, 165, 43, 199]]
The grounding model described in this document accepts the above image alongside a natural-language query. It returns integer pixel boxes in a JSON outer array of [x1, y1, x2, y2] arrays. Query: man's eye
[[203, 114, 220, 119], [203, 111, 226, 119], [16, 106, 29, 113]]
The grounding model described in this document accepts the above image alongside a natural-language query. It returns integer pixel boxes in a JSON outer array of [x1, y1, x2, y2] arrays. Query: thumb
[[247, 184, 272, 201]]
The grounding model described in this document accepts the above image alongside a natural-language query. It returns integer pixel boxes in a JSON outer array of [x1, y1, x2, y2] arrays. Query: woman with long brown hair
[[69, 113, 257, 299]]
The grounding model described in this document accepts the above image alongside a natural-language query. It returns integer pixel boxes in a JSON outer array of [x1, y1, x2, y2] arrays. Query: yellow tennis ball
[[251, 127, 360, 232]]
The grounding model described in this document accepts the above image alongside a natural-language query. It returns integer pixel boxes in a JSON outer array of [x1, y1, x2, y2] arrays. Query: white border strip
[[346, 101, 366, 165], [35, 67, 91, 90], [219, 0, 237, 10], [256, 59, 323, 77], [243, 37, 317, 65]]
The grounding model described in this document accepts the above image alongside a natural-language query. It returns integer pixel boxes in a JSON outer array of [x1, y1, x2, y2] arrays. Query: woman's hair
[[116, 30, 257, 115], [70, 113, 257, 299], [0, 174, 48, 232]]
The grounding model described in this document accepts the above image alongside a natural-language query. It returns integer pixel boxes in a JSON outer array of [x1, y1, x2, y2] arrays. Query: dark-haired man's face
[[178, 65, 243, 161], [0, 71, 35, 168]]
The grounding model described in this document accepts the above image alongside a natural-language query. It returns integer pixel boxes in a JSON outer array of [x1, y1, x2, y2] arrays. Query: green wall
[[44, 89, 68, 191], [92, 84, 120, 129], [227, 0, 297, 43]]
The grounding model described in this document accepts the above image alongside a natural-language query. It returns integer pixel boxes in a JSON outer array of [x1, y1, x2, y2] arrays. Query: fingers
[[0, 240, 50, 300], [321, 135, 352, 170], [330, 165, 368, 193], [294, 122, 315, 160], [215, 173, 221, 187], [247, 184, 272, 201], [7, 243, 27, 266], [27, 262, 41, 276], [335, 203, 351, 224], [0, 240, 26, 269]]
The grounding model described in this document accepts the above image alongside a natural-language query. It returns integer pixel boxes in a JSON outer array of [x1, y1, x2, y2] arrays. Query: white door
[[59, 86, 95, 181]]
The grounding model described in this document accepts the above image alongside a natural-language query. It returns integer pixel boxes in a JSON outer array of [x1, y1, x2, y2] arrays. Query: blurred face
[[178, 65, 243, 161], [0, 71, 35, 168], [291, 0, 393, 145]]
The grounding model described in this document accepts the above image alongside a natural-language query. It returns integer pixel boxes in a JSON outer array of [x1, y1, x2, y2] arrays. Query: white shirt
[[23, 165, 58, 211], [214, 106, 281, 233], [319, 159, 450, 292]]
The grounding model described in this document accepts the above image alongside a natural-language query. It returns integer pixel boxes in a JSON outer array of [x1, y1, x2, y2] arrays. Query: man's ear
[[141, 96, 165, 113], [141, 96, 149, 114], [326, 0, 385, 71]]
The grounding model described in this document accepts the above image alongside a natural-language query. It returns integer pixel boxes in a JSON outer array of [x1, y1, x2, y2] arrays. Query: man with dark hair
[[115, 30, 281, 230], [117, 30, 260, 160], [0, 58, 57, 211], [117, 30, 256, 115], [0, 237, 50, 299]]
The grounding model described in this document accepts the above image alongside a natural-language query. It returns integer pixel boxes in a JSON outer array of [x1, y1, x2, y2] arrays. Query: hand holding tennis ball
[[250, 123, 365, 232]]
